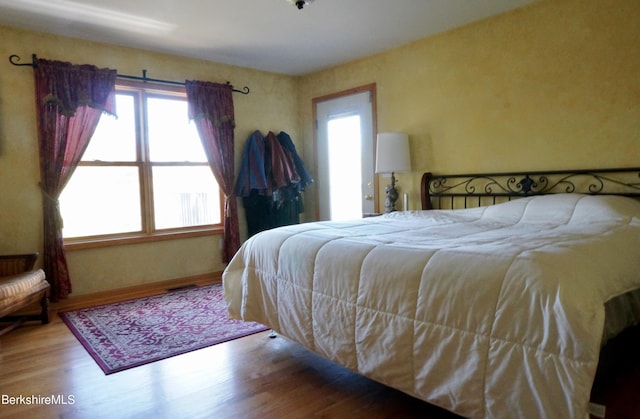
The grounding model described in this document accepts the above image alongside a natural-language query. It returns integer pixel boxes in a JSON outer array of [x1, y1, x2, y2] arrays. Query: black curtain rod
[[9, 54, 250, 95]]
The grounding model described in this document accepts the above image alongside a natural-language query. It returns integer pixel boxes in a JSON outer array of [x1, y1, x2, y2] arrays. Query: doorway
[[314, 84, 377, 221]]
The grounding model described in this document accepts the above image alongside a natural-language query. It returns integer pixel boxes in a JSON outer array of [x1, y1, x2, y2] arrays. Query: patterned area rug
[[59, 283, 268, 374]]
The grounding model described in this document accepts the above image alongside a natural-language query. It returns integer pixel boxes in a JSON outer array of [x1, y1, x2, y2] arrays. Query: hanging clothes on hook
[[234, 130, 313, 237], [265, 131, 299, 200], [277, 131, 313, 192], [273, 131, 313, 229], [234, 131, 269, 236], [234, 130, 267, 197]]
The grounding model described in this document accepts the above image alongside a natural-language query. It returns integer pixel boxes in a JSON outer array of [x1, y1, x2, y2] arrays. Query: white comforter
[[223, 194, 640, 418]]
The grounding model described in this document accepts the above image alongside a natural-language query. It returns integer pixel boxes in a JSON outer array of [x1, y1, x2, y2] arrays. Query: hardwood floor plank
[[1, 282, 638, 419]]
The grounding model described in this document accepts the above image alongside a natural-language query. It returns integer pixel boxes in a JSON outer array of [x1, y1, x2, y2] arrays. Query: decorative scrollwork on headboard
[[421, 168, 640, 210]]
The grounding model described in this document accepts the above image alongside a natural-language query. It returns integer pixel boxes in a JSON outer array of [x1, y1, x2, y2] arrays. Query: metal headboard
[[421, 167, 640, 210]]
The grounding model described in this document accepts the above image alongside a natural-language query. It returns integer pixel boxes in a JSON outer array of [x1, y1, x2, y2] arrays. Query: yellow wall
[[1, 0, 639, 295], [298, 0, 640, 212], [0, 26, 299, 294]]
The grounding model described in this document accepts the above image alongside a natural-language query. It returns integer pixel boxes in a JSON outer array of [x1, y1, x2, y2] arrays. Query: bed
[[222, 167, 640, 419]]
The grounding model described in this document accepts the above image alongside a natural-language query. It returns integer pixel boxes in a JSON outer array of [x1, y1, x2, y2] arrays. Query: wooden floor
[[1, 281, 639, 419]]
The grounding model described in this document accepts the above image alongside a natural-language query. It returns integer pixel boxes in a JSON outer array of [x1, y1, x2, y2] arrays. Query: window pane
[[328, 115, 362, 221], [147, 97, 207, 162], [82, 94, 137, 161], [152, 166, 221, 229], [60, 167, 142, 237]]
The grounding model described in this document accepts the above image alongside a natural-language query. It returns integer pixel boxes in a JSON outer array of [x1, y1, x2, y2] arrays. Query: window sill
[[64, 227, 224, 251]]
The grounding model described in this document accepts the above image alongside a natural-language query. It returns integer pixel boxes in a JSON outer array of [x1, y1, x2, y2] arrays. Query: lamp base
[[384, 172, 399, 213]]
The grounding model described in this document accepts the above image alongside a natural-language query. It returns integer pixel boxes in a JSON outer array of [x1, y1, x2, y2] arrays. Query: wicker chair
[[0, 253, 50, 336]]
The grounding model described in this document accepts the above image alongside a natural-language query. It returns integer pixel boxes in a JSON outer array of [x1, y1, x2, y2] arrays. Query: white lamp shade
[[375, 132, 411, 174]]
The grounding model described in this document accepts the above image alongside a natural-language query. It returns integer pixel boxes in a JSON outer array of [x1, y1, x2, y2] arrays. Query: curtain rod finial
[[8, 53, 38, 67]]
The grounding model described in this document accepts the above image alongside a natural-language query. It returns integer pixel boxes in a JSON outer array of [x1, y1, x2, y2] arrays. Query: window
[[327, 114, 362, 221], [60, 82, 222, 246]]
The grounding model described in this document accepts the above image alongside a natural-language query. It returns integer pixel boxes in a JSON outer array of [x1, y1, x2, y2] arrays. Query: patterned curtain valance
[[34, 58, 117, 117], [185, 80, 235, 128]]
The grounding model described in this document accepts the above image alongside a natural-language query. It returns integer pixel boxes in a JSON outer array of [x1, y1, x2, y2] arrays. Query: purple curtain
[[185, 81, 239, 262], [34, 58, 116, 301]]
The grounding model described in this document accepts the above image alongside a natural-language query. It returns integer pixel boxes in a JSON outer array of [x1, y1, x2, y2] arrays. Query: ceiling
[[0, 0, 537, 76]]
